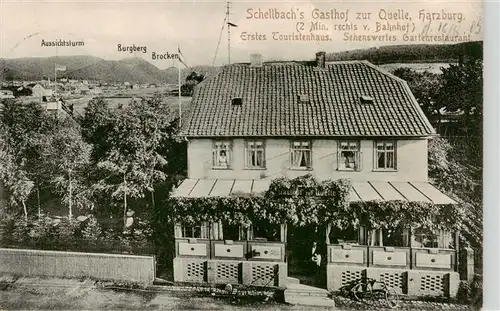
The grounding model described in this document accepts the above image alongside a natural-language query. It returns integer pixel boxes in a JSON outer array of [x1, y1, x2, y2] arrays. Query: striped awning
[[172, 179, 456, 205]]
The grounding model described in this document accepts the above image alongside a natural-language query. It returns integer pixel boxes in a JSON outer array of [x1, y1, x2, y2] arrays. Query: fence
[[0, 247, 155, 283], [0, 238, 155, 256]]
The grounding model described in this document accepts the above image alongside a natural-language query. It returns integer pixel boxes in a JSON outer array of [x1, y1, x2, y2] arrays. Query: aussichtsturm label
[[41, 39, 85, 47]]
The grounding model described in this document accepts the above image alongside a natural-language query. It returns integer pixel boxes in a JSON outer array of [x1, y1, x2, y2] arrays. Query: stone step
[[284, 295, 336, 308], [285, 277, 300, 285], [284, 283, 331, 299]]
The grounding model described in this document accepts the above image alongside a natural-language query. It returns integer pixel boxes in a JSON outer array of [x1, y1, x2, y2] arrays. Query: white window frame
[[374, 140, 397, 171], [411, 227, 454, 249], [212, 140, 232, 169], [245, 140, 266, 169], [290, 140, 312, 169], [178, 222, 210, 239], [337, 140, 362, 171]]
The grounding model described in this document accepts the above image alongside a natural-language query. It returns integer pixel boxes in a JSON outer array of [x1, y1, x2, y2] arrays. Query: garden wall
[[0, 248, 155, 283]]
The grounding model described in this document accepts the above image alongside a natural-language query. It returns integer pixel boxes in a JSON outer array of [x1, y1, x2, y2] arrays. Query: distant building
[[90, 87, 103, 95], [0, 90, 15, 99], [31, 84, 53, 98]]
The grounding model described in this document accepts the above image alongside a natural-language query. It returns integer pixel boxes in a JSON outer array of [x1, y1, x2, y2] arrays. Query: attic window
[[359, 95, 374, 104], [232, 97, 242, 106], [298, 94, 309, 103]]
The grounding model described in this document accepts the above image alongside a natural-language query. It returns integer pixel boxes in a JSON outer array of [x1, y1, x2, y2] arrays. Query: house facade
[[171, 52, 461, 296], [187, 138, 428, 182]]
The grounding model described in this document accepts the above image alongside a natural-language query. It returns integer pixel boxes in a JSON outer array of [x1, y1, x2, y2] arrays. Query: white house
[[171, 52, 460, 297], [0, 90, 14, 99]]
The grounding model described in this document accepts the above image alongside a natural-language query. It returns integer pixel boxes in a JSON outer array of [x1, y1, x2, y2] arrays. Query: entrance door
[[286, 224, 326, 287]]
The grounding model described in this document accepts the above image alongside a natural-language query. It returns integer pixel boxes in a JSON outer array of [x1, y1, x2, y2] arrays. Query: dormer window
[[232, 97, 242, 106], [298, 94, 309, 103], [359, 95, 374, 104]]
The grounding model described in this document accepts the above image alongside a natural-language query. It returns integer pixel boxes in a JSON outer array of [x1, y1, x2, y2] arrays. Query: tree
[[82, 96, 176, 227], [0, 128, 33, 221], [437, 58, 483, 138], [181, 71, 205, 96], [79, 98, 115, 163], [41, 117, 92, 219], [0, 101, 53, 220], [428, 136, 482, 265]]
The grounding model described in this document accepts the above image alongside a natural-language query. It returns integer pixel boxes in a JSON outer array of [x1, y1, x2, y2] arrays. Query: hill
[[327, 41, 483, 64], [1, 42, 482, 83], [0, 56, 182, 84]]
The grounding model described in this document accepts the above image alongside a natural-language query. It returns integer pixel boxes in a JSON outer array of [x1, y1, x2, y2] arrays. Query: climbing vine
[[162, 174, 464, 231]]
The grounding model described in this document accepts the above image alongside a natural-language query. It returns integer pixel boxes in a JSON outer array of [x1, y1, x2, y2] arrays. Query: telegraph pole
[[226, 0, 231, 64]]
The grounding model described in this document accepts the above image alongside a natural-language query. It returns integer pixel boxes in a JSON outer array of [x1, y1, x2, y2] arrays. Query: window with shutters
[[338, 141, 361, 171]]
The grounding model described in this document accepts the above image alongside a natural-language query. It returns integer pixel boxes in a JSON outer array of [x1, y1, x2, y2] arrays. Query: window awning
[[171, 179, 456, 205]]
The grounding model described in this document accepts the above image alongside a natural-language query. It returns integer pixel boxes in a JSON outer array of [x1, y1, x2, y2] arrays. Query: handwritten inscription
[[242, 7, 481, 43]]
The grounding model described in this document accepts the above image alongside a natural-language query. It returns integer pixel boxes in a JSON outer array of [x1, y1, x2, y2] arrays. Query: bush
[[82, 216, 102, 242], [0, 211, 153, 255], [456, 275, 482, 307]]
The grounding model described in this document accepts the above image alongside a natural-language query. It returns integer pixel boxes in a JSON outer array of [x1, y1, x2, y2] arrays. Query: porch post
[[280, 223, 287, 243], [454, 230, 460, 272], [325, 223, 331, 245]]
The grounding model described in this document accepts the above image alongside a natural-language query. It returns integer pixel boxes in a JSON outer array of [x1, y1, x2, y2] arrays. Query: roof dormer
[[231, 97, 242, 106], [359, 95, 374, 104], [298, 94, 310, 104]]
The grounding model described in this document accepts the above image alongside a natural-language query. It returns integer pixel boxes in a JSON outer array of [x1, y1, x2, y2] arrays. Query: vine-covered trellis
[[163, 175, 464, 232]]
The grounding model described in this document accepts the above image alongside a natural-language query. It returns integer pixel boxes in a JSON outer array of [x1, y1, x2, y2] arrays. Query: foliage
[[80, 96, 175, 226], [41, 116, 93, 218], [437, 58, 483, 137], [428, 136, 482, 264], [0, 211, 153, 255], [181, 71, 205, 96], [0, 101, 54, 220], [456, 276, 482, 307], [163, 175, 464, 231], [81, 216, 103, 242]]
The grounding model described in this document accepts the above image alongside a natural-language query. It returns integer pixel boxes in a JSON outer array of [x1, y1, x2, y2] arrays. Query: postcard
[[0, 0, 487, 310]]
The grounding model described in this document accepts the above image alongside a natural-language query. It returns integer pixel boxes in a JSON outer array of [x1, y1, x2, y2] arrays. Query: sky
[[0, 0, 483, 69]]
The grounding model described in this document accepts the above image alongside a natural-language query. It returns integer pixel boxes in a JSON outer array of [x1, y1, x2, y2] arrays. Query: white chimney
[[250, 53, 263, 67]]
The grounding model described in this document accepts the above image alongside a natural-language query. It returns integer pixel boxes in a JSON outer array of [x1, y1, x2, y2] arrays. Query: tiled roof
[[180, 61, 435, 137]]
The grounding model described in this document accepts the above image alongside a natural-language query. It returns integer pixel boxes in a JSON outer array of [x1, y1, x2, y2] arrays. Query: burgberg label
[[117, 44, 147, 53]]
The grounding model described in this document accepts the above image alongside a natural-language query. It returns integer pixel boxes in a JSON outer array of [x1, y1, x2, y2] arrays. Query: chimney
[[315, 51, 326, 69], [250, 53, 263, 67]]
